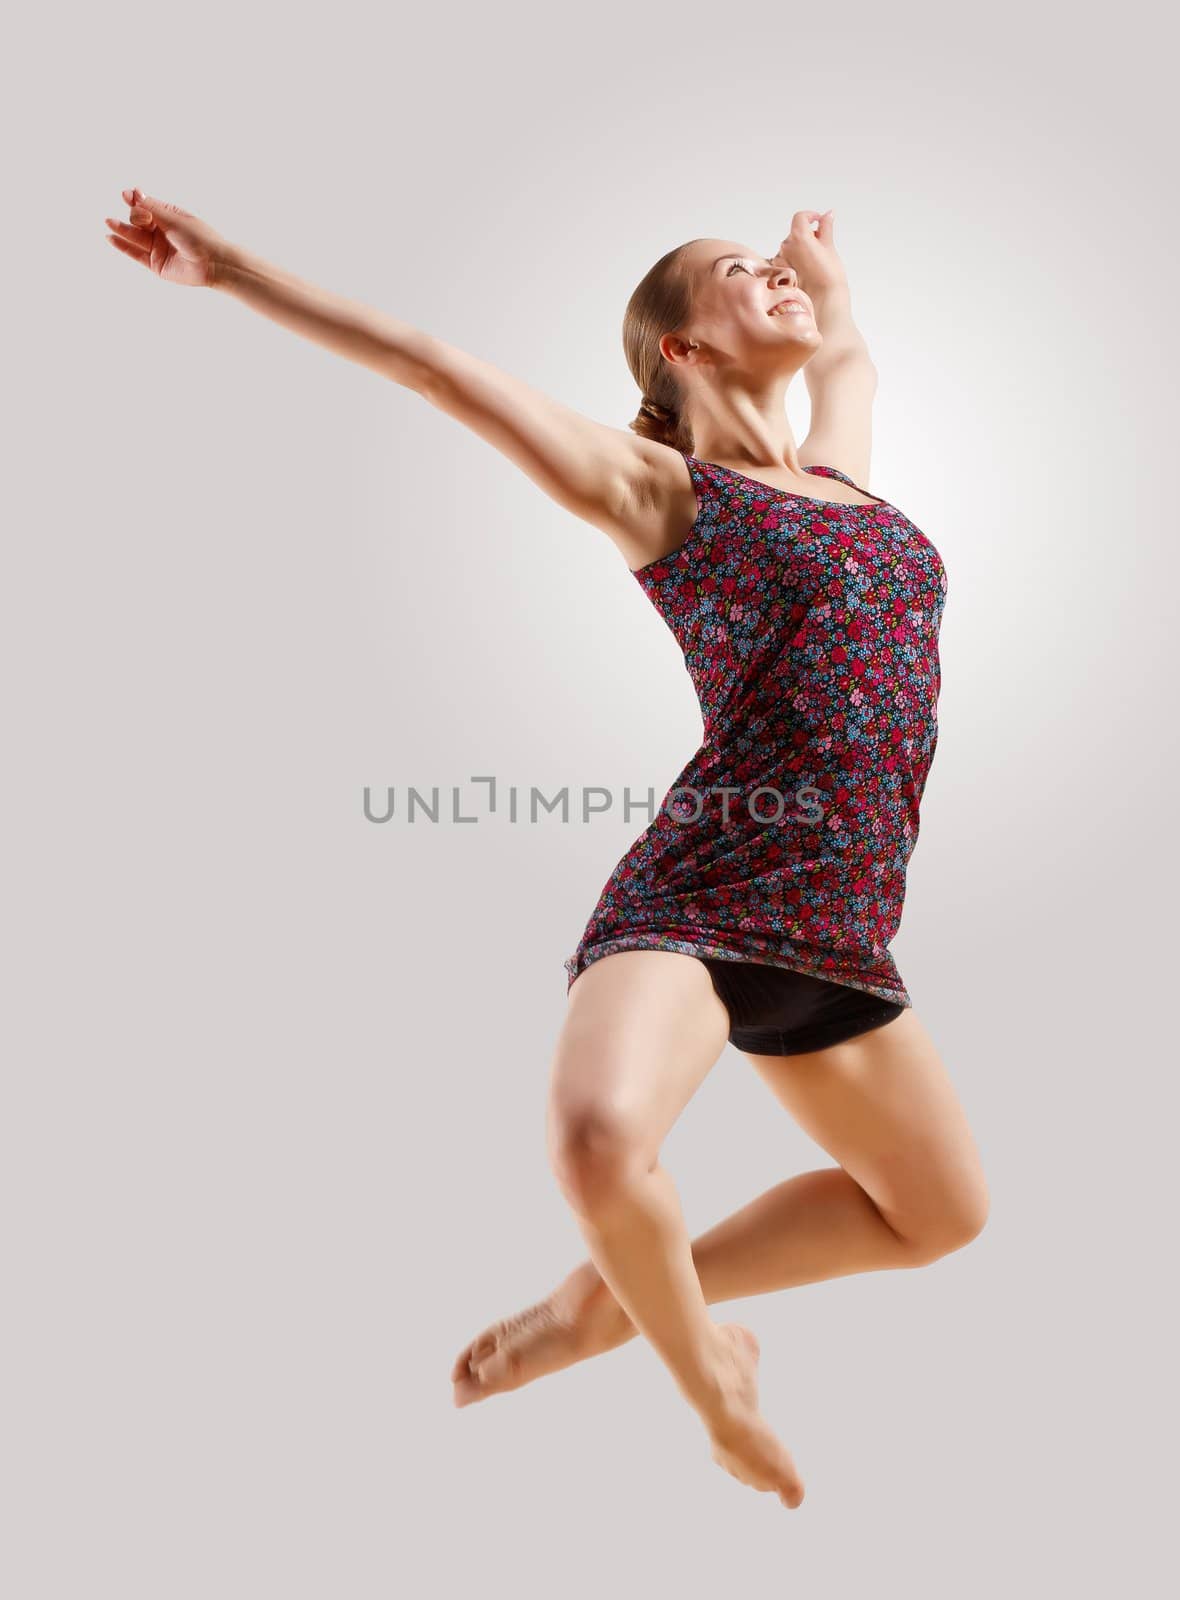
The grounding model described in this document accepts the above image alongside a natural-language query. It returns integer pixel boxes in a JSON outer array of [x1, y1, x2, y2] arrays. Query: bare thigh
[[741, 1008, 989, 1255], [547, 951, 732, 1173]]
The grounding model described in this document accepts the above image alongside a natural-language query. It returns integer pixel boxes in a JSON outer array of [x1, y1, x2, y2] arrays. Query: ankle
[[682, 1325, 753, 1427], [581, 1287, 636, 1352], [555, 1264, 635, 1351]]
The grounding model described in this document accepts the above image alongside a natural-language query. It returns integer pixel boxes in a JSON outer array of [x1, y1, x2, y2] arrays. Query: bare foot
[[700, 1324, 806, 1509], [450, 1265, 633, 1407]]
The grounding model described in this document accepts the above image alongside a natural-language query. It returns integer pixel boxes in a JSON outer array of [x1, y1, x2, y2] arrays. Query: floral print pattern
[[564, 452, 947, 1007]]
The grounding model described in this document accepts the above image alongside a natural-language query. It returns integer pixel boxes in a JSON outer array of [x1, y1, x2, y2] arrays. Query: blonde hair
[[622, 240, 700, 453]]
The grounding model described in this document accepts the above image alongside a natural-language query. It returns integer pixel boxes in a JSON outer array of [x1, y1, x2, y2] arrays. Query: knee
[[547, 1102, 650, 1219], [906, 1184, 990, 1264]]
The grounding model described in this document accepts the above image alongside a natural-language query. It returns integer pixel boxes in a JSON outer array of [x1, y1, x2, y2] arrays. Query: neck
[[683, 376, 802, 473]]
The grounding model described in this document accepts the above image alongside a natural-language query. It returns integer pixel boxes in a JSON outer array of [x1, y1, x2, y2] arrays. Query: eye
[[725, 260, 751, 276]]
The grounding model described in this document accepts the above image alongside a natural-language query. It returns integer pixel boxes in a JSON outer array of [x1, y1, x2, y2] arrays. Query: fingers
[[107, 189, 163, 271], [783, 209, 835, 242], [775, 210, 836, 279], [122, 200, 155, 231], [114, 189, 156, 235], [105, 216, 154, 249], [105, 232, 152, 267], [128, 188, 195, 222]]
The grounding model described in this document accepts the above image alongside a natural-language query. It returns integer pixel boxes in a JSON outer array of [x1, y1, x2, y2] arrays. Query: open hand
[[103, 188, 228, 287], [773, 210, 846, 297]]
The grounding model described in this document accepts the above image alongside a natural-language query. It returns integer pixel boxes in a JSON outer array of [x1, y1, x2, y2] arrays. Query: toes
[[452, 1326, 511, 1405], [451, 1343, 479, 1382], [452, 1339, 500, 1406], [473, 1347, 517, 1391], [453, 1346, 513, 1407], [452, 1372, 487, 1407], [451, 1330, 497, 1383], [470, 1332, 498, 1362], [777, 1457, 805, 1508]]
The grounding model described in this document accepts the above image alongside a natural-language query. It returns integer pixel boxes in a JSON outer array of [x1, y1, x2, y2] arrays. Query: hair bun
[[640, 395, 673, 421]]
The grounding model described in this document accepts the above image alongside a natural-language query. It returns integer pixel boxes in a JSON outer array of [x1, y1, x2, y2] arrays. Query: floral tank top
[[563, 451, 948, 1008]]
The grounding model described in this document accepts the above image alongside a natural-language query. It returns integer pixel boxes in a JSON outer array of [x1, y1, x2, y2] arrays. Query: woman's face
[[672, 238, 821, 373]]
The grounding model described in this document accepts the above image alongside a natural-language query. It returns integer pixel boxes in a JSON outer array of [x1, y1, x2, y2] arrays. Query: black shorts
[[699, 957, 906, 1056]]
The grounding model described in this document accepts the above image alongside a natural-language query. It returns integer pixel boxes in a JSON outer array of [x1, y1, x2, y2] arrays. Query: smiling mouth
[[769, 298, 810, 317]]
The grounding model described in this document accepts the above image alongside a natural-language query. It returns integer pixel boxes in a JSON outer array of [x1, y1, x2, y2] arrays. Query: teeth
[[771, 302, 805, 315]]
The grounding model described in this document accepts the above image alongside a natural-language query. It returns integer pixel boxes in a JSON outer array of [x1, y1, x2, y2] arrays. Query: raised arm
[[774, 212, 879, 489], [105, 189, 655, 557]]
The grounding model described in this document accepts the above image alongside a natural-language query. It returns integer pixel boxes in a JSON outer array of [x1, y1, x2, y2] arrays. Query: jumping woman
[[105, 191, 989, 1511]]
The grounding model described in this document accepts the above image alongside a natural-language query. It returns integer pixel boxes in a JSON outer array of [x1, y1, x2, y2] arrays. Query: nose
[[771, 261, 797, 288]]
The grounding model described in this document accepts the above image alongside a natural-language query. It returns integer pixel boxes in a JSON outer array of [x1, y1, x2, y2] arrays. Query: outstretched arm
[[210, 241, 441, 393], [774, 211, 878, 488], [105, 188, 651, 545]]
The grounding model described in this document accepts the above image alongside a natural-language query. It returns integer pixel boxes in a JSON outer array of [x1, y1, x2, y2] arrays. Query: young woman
[[105, 191, 989, 1511]]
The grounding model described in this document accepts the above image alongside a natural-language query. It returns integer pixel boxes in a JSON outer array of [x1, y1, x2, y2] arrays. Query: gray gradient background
[[5, 2, 1177, 1594]]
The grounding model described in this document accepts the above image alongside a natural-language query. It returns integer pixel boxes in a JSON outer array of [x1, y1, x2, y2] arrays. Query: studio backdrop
[[5, 2, 1176, 1595]]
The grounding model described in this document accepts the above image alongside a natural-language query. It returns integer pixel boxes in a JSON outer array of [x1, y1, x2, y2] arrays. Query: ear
[[660, 331, 699, 367]]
